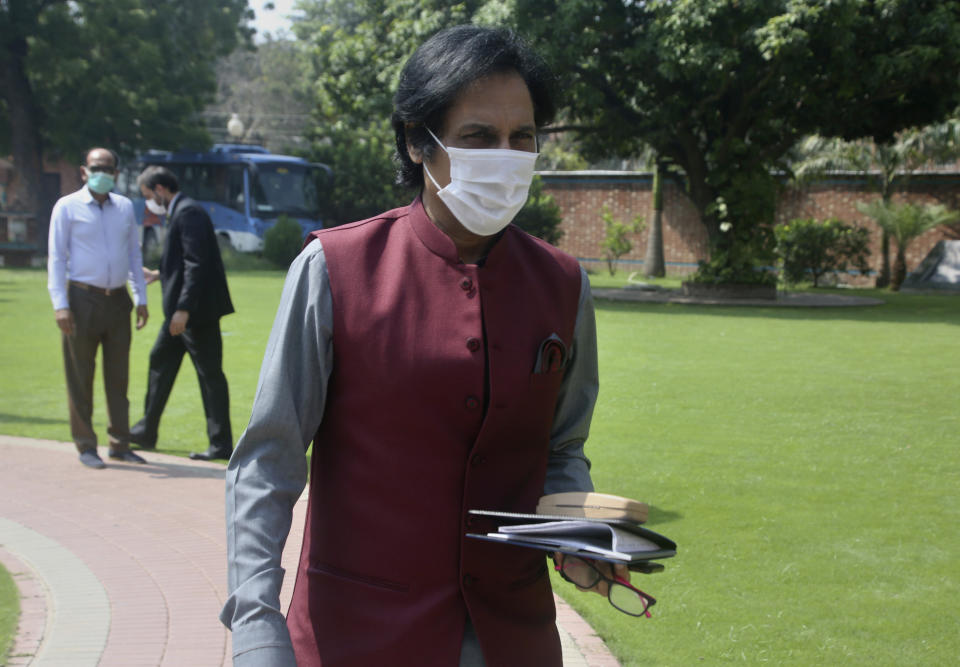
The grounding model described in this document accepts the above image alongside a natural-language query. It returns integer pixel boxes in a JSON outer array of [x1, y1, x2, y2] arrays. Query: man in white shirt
[[47, 147, 150, 469]]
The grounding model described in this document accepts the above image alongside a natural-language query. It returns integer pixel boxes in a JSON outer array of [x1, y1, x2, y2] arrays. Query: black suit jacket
[[159, 195, 234, 323]]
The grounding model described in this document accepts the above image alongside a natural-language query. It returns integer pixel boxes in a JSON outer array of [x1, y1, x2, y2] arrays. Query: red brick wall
[[541, 172, 960, 284]]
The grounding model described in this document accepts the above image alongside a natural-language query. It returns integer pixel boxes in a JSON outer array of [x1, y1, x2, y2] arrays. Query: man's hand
[[55, 309, 74, 336], [136, 305, 149, 330], [142, 267, 160, 284], [169, 309, 189, 336], [553, 552, 631, 598]]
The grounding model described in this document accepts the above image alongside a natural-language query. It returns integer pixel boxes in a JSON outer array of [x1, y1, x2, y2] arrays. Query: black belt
[[69, 280, 124, 296]]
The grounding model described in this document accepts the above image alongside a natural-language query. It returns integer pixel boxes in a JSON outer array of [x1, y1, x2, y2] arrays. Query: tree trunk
[[671, 144, 719, 246], [1, 34, 45, 218], [875, 187, 893, 288], [876, 230, 892, 288], [890, 246, 907, 291], [643, 159, 666, 277]]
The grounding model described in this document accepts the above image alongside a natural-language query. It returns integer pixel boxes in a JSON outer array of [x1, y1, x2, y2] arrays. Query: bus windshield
[[251, 164, 326, 219]]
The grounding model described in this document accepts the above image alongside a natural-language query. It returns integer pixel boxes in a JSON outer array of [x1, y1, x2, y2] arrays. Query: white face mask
[[145, 197, 166, 216], [423, 128, 538, 237]]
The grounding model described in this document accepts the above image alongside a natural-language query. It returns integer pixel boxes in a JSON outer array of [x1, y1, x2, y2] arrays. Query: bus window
[[227, 166, 245, 213], [250, 164, 324, 219], [181, 165, 217, 204]]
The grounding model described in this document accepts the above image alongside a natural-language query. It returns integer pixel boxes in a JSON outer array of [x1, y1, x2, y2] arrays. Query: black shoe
[[79, 450, 106, 469], [108, 450, 147, 464], [129, 423, 156, 450], [189, 447, 233, 461]]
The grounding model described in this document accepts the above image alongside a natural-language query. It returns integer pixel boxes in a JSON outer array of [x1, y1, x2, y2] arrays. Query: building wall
[[542, 172, 960, 284], [0, 157, 82, 254]]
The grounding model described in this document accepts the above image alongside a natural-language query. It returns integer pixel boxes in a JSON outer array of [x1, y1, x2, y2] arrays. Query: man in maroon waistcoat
[[221, 25, 627, 666]]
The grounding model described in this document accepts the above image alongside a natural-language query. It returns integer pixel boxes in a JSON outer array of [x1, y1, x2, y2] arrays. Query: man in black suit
[[131, 166, 235, 460]]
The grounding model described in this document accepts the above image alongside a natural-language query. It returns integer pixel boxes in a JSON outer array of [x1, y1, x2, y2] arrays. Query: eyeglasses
[[85, 165, 116, 174], [555, 555, 656, 617]]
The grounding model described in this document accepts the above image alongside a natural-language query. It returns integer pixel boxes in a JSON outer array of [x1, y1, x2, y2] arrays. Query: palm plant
[[787, 114, 960, 286], [856, 200, 960, 290], [788, 135, 921, 287]]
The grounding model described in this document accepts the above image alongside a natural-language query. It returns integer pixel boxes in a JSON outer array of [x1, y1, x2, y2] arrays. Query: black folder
[[466, 509, 677, 569]]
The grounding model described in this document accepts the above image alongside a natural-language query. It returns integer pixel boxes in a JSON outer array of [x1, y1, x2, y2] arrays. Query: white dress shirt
[[47, 186, 148, 310]]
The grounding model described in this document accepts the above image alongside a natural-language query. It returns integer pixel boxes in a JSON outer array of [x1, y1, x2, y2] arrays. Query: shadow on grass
[[645, 505, 683, 526], [0, 412, 67, 426]]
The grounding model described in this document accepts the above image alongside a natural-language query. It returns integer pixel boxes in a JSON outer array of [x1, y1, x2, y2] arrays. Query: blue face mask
[[86, 171, 115, 195]]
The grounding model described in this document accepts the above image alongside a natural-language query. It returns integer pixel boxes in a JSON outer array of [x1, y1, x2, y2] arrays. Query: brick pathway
[[0, 435, 618, 666]]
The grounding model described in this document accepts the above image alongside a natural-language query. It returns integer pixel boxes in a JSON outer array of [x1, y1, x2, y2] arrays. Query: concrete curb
[[0, 520, 108, 666], [593, 286, 885, 307]]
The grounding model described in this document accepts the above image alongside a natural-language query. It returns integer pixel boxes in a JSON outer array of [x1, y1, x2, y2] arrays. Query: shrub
[[220, 245, 275, 272], [775, 218, 871, 287], [513, 176, 564, 245], [689, 202, 778, 286], [600, 206, 644, 275], [689, 249, 778, 286], [263, 215, 305, 268]]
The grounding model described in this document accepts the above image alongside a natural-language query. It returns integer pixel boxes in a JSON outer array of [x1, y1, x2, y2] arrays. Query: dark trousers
[[61, 284, 133, 453], [136, 318, 232, 451]]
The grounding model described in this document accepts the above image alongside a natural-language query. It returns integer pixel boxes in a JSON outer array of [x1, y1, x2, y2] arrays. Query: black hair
[[137, 165, 180, 193], [391, 25, 556, 189], [83, 147, 120, 169]]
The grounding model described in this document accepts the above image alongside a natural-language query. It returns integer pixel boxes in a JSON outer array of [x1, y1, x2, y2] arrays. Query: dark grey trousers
[[61, 283, 133, 453]]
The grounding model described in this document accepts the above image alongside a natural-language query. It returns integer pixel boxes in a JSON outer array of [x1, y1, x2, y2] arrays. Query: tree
[[856, 201, 960, 290], [204, 37, 313, 153], [293, 1, 554, 223], [1, 0, 253, 217], [515, 0, 960, 281], [292, 0, 476, 223]]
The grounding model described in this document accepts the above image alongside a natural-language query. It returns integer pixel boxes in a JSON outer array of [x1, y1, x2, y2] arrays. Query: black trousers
[[136, 318, 232, 451]]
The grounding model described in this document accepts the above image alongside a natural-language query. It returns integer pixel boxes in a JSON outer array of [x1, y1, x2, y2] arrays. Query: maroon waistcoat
[[287, 199, 583, 666]]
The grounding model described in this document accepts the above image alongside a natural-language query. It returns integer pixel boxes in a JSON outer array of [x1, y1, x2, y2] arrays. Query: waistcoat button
[[465, 396, 479, 410], [466, 337, 481, 352], [459, 277, 473, 291], [463, 573, 477, 587], [471, 453, 485, 467]]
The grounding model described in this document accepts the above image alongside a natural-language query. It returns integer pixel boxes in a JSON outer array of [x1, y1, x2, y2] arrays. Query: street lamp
[[227, 113, 244, 141]]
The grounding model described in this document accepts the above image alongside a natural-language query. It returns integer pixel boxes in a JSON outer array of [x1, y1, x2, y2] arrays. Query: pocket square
[[533, 333, 569, 374]]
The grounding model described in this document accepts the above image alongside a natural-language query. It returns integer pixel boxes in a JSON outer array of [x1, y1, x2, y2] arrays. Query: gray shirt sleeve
[[544, 267, 599, 495], [221, 240, 332, 666]]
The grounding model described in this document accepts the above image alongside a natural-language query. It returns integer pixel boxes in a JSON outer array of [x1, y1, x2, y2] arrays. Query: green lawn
[[1, 266, 958, 665], [0, 562, 18, 665], [0, 266, 282, 455]]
